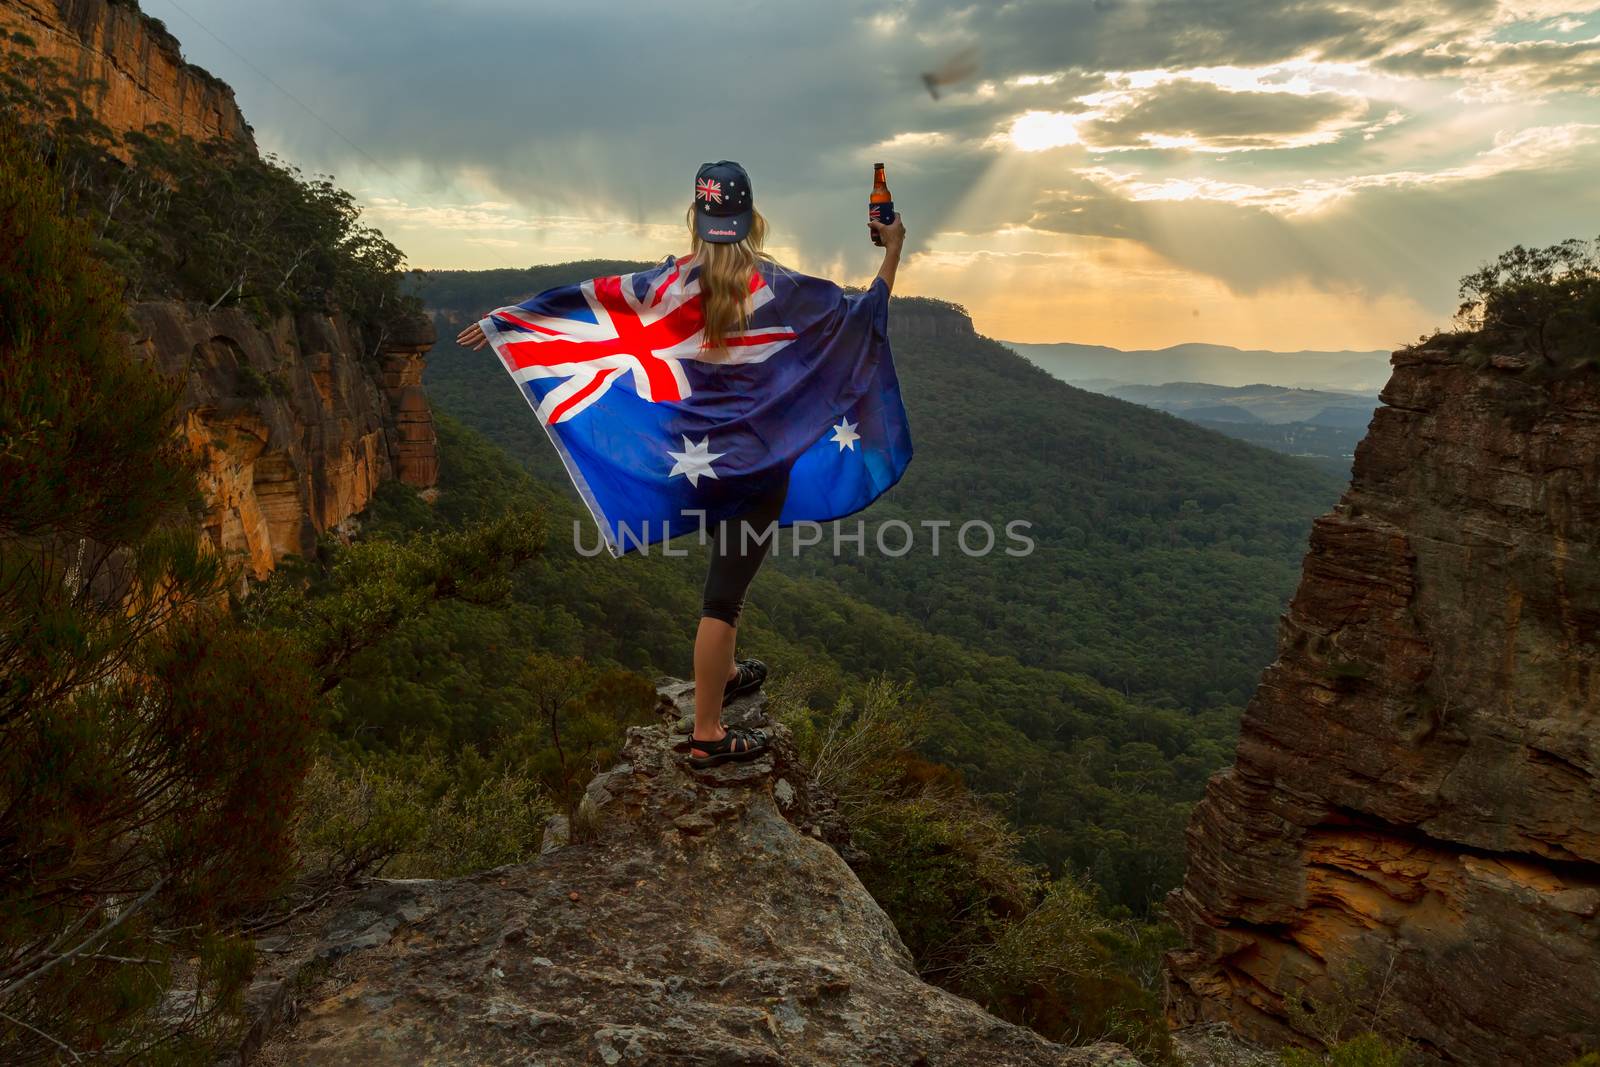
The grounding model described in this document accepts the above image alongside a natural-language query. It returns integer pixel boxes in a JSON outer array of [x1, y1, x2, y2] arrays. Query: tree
[[0, 120, 319, 1062], [504, 653, 656, 832], [1456, 235, 1600, 366]]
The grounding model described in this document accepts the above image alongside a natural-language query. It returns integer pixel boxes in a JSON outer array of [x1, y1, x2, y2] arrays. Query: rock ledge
[[252, 684, 1141, 1066]]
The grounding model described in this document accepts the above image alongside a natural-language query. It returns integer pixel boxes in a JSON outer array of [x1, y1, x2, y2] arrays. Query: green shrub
[[296, 746, 554, 882], [1452, 235, 1600, 368], [771, 672, 1177, 1062], [1280, 1032, 1407, 1067], [0, 118, 318, 1063]]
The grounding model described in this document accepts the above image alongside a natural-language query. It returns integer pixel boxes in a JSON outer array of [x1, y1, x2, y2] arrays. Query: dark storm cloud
[[146, 0, 998, 265], [887, 0, 1501, 74]]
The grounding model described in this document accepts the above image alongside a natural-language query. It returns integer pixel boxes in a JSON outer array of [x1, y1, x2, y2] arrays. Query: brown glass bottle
[[869, 162, 894, 246]]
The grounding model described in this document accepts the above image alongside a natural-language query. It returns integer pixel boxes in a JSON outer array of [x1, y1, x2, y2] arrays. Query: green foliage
[[1279, 1033, 1407, 1067], [961, 876, 1179, 1063], [296, 745, 555, 882], [0, 120, 192, 549], [115, 130, 422, 339], [0, 120, 318, 1063], [1282, 958, 1407, 1063], [497, 653, 658, 827], [770, 673, 1177, 1063], [0, 38, 424, 342], [290, 653, 652, 882], [242, 506, 547, 698], [416, 264, 1339, 712], [1453, 235, 1600, 368]]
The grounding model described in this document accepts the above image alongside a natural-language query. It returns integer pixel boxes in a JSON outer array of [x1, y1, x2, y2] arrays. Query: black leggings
[[701, 469, 791, 626]]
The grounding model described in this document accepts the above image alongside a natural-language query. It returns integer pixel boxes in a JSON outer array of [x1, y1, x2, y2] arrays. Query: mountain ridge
[[1007, 339, 1393, 392]]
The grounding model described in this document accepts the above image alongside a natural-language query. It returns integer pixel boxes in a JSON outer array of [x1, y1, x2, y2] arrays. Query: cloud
[[142, 0, 1600, 341], [1377, 33, 1600, 96], [1024, 123, 1600, 305], [1072, 78, 1372, 151]]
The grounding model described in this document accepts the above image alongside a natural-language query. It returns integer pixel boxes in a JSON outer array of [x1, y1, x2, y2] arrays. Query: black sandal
[[724, 658, 768, 703], [687, 724, 770, 769]]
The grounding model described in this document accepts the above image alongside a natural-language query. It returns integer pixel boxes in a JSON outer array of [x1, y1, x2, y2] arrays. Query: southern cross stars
[[667, 435, 723, 487], [830, 417, 861, 451]]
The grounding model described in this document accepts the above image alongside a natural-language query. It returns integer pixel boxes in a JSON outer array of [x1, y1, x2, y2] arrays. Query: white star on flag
[[667, 435, 724, 487], [830, 417, 861, 451]]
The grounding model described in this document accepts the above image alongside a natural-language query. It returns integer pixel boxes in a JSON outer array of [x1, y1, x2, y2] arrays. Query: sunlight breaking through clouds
[[142, 0, 1600, 347]]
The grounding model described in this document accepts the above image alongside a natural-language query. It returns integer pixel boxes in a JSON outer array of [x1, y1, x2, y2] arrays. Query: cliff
[[1164, 346, 1600, 1064], [1, 4, 443, 579], [133, 303, 438, 580], [888, 295, 978, 341], [0, 0, 250, 148], [241, 685, 1142, 1066]]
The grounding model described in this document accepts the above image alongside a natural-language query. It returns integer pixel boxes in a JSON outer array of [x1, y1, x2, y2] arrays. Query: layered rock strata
[[1165, 347, 1600, 1065], [133, 304, 438, 579], [0, 0, 250, 147]]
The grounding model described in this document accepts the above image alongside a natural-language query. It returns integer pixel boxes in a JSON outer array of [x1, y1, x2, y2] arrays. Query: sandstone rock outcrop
[[133, 303, 439, 580], [4, 2, 439, 580], [248, 685, 1142, 1066], [888, 296, 976, 341], [1165, 346, 1600, 1064], [0, 0, 250, 148]]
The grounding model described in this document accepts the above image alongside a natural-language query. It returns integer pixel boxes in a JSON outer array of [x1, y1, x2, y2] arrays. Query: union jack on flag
[[694, 177, 722, 203], [479, 256, 912, 555], [483, 259, 796, 425]]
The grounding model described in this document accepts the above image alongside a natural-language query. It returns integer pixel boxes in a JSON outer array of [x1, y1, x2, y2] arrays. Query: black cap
[[693, 160, 753, 244]]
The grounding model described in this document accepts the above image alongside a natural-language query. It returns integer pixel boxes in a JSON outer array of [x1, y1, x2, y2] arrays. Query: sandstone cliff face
[[245, 685, 1142, 1066], [1165, 347, 1600, 1064], [5, 2, 436, 578], [0, 0, 250, 147], [133, 304, 439, 579], [888, 297, 977, 341]]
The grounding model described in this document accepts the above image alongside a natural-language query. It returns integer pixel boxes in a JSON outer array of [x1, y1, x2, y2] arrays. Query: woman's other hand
[[456, 321, 488, 351], [868, 212, 906, 256]]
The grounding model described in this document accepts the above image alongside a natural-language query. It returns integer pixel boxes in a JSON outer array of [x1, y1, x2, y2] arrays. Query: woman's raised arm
[[868, 212, 906, 294]]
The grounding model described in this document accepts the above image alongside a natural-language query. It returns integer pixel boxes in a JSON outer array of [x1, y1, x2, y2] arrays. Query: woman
[[456, 160, 908, 771]]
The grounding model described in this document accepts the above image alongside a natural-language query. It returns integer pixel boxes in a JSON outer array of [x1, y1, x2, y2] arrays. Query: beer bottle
[[869, 162, 894, 246]]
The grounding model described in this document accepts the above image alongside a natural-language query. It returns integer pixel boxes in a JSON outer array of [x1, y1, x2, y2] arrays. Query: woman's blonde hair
[[685, 203, 773, 356]]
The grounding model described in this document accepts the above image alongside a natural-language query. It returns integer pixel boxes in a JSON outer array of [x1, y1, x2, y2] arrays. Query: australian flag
[[478, 255, 913, 555]]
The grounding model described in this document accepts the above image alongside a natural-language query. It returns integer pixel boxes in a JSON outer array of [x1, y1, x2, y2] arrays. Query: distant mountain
[[1006, 340, 1393, 393], [1184, 403, 1263, 423], [1091, 381, 1377, 425], [1064, 380, 1379, 477], [416, 264, 1346, 714]]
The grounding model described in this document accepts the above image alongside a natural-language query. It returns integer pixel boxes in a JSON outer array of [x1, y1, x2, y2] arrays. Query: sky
[[143, 0, 1600, 350]]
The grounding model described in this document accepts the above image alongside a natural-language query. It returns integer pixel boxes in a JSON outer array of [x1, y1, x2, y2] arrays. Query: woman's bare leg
[[692, 616, 740, 749]]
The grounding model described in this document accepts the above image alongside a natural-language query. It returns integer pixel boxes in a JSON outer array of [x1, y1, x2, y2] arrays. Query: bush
[[296, 745, 554, 882], [0, 36, 426, 343], [770, 672, 1177, 1062], [1453, 235, 1600, 368], [1280, 1033, 1407, 1067], [0, 118, 318, 1063]]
